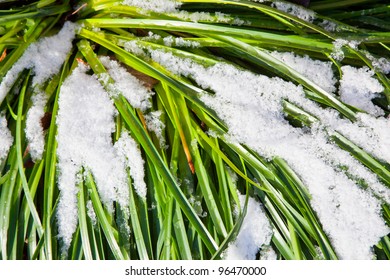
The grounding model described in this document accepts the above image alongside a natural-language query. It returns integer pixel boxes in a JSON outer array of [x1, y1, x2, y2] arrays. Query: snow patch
[[0, 114, 13, 162], [25, 92, 48, 161], [148, 50, 389, 259], [270, 51, 336, 93], [115, 131, 147, 199], [340, 66, 384, 117], [224, 195, 273, 260], [99, 56, 154, 111], [0, 22, 77, 105], [56, 64, 131, 250], [144, 111, 167, 149]]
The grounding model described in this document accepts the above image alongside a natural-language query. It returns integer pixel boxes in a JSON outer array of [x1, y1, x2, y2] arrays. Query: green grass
[[0, 0, 389, 260]]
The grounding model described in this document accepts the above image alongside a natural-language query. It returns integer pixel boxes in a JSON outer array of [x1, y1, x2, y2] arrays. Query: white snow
[[163, 36, 201, 48], [331, 39, 360, 61], [25, 92, 48, 161], [365, 53, 390, 74], [122, 0, 180, 13], [56, 64, 130, 250], [115, 131, 147, 199], [99, 56, 154, 111], [270, 51, 337, 93], [272, 2, 315, 22], [0, 114, 13, 162], [122, 0, 246, 24], [145, 49, 390, 259], [0, 22, 77, 105], [86, 200, 97, 226], [224, 195, 273, 260], [144, 111, 167, 149], [339, 66, 384, 117]]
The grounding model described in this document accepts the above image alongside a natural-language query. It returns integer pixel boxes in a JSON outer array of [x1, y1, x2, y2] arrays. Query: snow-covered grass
[[1, 0, 390, 261]]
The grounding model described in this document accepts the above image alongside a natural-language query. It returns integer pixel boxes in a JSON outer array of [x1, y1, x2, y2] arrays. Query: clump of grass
[[0, 0, 389, 260]]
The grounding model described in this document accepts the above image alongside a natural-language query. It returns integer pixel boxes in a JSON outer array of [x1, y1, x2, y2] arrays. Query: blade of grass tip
[[77, 40, 218, 254], [331, 132, 390, 186], [15, 73, 44, 237], [135, 192, 154, 259], [8, 173, 23, 259], [272, 157, 337, 259]]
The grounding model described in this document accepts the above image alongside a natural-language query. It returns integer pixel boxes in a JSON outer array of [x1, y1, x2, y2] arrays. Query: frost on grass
[[163, 36, 201, 48], [270, 51, 336, 93], [56, 64, 131, 250], [223, 195, 273, 260], [122, 0, 180, 13], [149, 50, 390, 259], [331, 39, 360, 61], [0, 22, 77, 105], [339, 66, 384, 117], [0, 114, 13, 162], [122, 0, 246, 25], [144, 111, 167, 149], [115, 131, 147, 199], [25, 92, 48, 161], [272, 1, 315, 22], [99, 56, 154, 111]]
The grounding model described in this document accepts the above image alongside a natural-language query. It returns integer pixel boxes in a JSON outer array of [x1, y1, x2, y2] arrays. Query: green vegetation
[[0, 0, 389, 260]]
